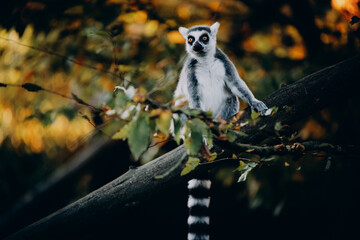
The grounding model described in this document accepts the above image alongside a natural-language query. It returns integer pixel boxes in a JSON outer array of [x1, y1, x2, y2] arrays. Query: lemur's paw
[[251, 99, 268, 116]]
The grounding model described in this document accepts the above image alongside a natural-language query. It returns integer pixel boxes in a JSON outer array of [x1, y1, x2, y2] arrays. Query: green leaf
[[271, 106, 279, 114], [188, 118, 209, 134], [221, 123, 233, 131], [128, 115, 151, 160], [22, 83, 43, 92], [205, 128, 213, 148], [112, 122, 131, 140], [184, 118, 210, 155], [41, 110, 54, 126], [58, 107, 77, 120], [233, 130, 248, 137], [114, 90, 130, 107], [274, 121, 283, 131], [182, 108, 202, 117], [226, 131, 237, 142], [25, 110, 54, 126], [184, 131, 203, 155], [173, 118, 183, 145], [251, 110, 261, 120], [181, 157, 200, 176], [233, 160, 248, 172], [237, 162, 257, 182], [205, 110, 213, 118]]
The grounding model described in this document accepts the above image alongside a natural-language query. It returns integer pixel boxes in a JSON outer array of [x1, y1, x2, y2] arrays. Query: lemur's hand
[[250, 99, 268, 116]]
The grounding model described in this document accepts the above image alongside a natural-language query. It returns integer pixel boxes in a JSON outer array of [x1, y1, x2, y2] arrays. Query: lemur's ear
[[210, 22, 220, 37], [178, 27, 188, 39]]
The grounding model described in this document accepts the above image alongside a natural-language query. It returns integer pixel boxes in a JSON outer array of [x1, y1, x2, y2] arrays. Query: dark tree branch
[[217, 141, 357, 156], [4, 55, 360, 240], [5, 145, 189, 240]]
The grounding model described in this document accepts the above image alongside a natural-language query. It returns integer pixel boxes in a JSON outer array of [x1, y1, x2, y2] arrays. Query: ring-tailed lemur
[[174, 22, 268, 240]]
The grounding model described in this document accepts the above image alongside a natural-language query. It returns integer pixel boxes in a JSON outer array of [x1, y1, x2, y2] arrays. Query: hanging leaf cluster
[[106, 85, 265, 178]]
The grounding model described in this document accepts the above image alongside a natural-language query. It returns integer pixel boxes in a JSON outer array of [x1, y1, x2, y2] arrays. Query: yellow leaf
[[208, 1, 221, 11], [134, 11, 148, 23], [208, 152, 217, 162], [181, 157, 200, 176], [167, 31, 184, 44], [106, 0, 126, 4], [150, 108, 162, 117], [156, 109, 172, 137], [117, 65, 133, 72], [133, 87, 147, 103], [26, 2, 46, 10], [246, 149, 255, 152], [234, 124, 241, 130], [288, 45, 307, 60], [274, 144, 285, 150], [64, 5, 83, 15], [144, 20, 159, 37], [177, 4, 191, 20]]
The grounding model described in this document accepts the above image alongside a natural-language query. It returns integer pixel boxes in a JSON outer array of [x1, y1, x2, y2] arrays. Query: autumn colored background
[[0, 0, 360, 239]]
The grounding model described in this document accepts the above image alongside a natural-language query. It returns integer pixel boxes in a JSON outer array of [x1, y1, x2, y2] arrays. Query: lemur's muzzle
[[193, 42, 204, 52]]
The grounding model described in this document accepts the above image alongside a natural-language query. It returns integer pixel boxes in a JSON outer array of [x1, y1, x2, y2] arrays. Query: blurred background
[[0, 0, 360, 239]]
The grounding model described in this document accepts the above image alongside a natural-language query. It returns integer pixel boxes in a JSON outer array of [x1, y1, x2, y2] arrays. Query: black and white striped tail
[[187, 176, 211, 240]]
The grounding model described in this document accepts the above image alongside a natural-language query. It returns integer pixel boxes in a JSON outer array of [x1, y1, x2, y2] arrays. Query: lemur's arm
[[229, 74, 268, 114], [228, 72, 268, 114], [217, 49, 268, 114]]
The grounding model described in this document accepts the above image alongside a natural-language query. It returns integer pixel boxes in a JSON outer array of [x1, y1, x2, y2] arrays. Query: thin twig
[[0, 36, 126, 82], [1, 81, 101, 112], [199, 156, 253, 166], [216, 140, 358, 156]]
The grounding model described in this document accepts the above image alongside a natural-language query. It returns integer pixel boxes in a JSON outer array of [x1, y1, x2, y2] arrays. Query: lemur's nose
[[193, 41, 203, 52]]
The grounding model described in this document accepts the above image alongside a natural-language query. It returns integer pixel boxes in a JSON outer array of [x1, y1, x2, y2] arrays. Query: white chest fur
[[195, 59, 230, 118]]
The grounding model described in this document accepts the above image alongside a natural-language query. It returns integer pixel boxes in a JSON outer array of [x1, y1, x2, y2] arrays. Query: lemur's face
[[179, 22, 220, 57]]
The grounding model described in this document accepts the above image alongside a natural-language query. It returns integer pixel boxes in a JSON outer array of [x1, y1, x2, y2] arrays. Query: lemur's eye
[[188, 37, 193, 43], [202, 36, 208, 41]]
